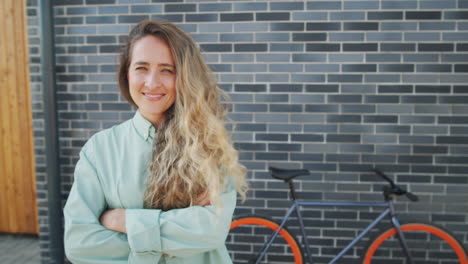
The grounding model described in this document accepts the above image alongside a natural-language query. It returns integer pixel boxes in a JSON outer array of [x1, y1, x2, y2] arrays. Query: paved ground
[[0, 233, 40, 264]]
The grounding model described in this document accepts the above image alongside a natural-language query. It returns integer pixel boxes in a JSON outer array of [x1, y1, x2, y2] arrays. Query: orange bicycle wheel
[[363, 223, 468, 264], [228, 216, 303, 264]]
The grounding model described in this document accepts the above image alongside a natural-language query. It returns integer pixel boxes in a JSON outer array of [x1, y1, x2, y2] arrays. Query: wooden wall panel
[[0, 0, 38, 234]]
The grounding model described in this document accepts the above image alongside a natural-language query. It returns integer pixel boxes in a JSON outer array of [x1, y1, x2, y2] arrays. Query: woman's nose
[[144, 72, 161, 89]]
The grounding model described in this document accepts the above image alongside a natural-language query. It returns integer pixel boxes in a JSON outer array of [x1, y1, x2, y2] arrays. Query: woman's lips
[[143, 92, 164, 101]]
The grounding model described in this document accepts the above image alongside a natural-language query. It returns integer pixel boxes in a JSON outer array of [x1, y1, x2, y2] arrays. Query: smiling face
[[128, 35, 176, 126]]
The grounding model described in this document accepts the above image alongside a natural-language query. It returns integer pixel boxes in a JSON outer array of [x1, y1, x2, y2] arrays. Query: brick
[[147, 14, 179, 23], [186, 14, 218, 22], [367, 32, 402, 41], [381, 43, 415, 52], [307, 1, 341, 10], [368, 11, 403, 20], [234, 44, 267, 52], [233, 64, 266, 72], [221, 13, 253, 22], [256, 12, 290, 21], [222, 54, 253, 63], [442, 54, 468, 62], [270, 104, 303, 112], [235, 123, 267, 132], [86, 0, 114, 3], [255, 134, 288, 141], [86, 15, 116, 24], [305, 104, 339, 113], [233, 143, 266, 151], [327, 115, 361, 123], [341, 104, 375, 113], [256, 73, 289, 82], [99, 5, 128, 14], [271, 22, 304, 31], [233, 2, 267, 11], [271, 2, 304, 10], [306, 22, 341, 31], [292, 33, 326, 41], [165, 4, 196, 13], [220, 33, 252, 42], [439, 116, 468, 124], [306, 64, 340, 73], [328, 74, 362, 83], [234, 104, 267, 112], [401, 95, 436, 104], [291, 153, 323, 161], [66, 6, 97, 15], [292, 11, 327, 21], [346, 1, 380, 9], [199, 3, 231, 12], [329, 53, 363, 62], [416, 65, 452, 73], [343, 43, 378, 52], [454, 86, 468, 93], [420, 21, 456, 31], [379, 64, 414, 72], [376, 125, 411, 134], [304, 124, 338, 133], [291, 74, 325, 82], [255, 33, 289, 42], [330, 11, 366, 21], [378, 85, 413, 93], [455, 64, 468, 72], [290, 113, 324, 123], [200, 44, 232, 52], [405, 32, 440, 41], [54, 0, 83, 5], [270, 43, 304, 52], [437, 136, 468, 145], [444, 11, 468, 19], [86, 35, 116, 44], [418, 43, 454, 52], [416, 85, 451, 93], [269, 143, 302, 152], [255, 113, 289, 123], [342, 64, 376, 72], [406, 11, 442, 20], [291, 134, 324, 142], [306, 43, 340, 52], [344, 22, 379, 31], [327, 134, 360, 143]]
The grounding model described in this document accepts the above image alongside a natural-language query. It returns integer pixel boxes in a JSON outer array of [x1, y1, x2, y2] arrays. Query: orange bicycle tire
[[363, 223, 468, 264], [230, 216, 303, 264]]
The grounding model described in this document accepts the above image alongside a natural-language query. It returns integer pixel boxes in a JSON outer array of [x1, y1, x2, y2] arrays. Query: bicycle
[[227, 167, 468, 264]]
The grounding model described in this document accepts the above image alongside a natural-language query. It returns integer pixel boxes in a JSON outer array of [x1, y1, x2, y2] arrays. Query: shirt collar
[[132, 110, 156, 141]]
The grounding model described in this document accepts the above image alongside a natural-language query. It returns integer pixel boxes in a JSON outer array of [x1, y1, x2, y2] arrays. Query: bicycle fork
[[389, 202, 414, 264]]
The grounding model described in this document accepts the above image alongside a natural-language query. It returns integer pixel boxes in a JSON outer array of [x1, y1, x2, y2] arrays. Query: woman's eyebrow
[[133, 61, 174, 68]]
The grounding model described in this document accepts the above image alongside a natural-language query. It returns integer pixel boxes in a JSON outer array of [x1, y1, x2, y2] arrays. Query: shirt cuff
[[125, 209, 162, 253]]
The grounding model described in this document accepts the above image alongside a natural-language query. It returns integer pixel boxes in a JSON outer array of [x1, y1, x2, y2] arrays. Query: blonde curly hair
[[118, 19, 247, 211]]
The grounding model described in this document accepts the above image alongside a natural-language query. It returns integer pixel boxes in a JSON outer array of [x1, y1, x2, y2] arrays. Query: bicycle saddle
[[269, 166, 310, 181]]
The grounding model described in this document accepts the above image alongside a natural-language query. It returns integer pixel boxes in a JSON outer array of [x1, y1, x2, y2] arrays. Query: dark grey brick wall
[[26, 0, 468, 263]]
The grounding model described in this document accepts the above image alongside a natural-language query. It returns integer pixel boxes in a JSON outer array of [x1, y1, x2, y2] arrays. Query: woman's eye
[[162, 68, 174, 74], [135, 67, 147, 71]]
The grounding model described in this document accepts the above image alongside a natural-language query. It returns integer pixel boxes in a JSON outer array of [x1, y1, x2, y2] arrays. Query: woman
[[64, 19, 247, 263]]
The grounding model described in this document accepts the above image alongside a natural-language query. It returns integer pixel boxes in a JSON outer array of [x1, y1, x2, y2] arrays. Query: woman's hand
[[100, 209, 127, 233]]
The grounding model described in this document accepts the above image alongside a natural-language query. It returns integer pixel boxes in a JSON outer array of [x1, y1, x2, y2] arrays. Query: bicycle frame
[[254, 200, 414, 264]]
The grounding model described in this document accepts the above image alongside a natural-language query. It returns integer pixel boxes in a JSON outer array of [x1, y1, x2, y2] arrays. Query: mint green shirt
[[64, 111, 236, 264]]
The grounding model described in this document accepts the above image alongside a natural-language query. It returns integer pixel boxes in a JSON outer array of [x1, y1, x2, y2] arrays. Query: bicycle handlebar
[[373, 168, 419, 202]]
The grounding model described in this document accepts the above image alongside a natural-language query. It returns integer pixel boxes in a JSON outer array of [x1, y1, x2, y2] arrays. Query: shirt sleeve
[[64, 140, 133, 264], [125, 180, 237, 259]]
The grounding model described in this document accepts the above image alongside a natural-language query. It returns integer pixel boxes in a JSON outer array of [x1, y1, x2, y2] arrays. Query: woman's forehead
[[130, 35, 174, 65]]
